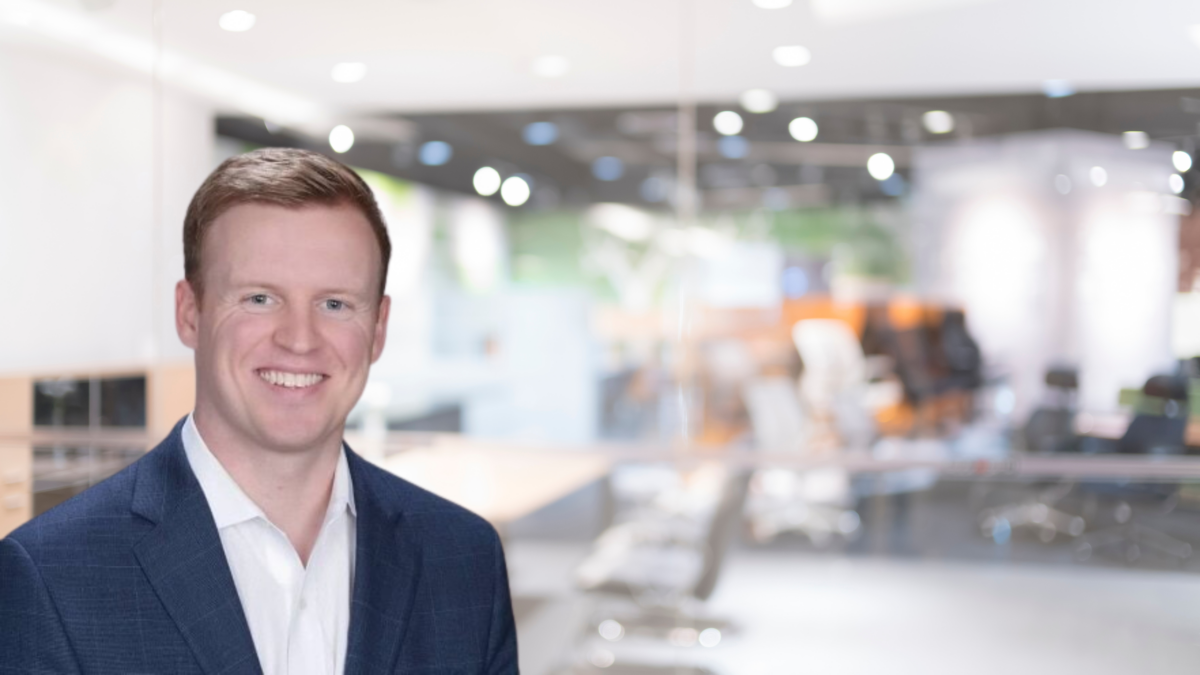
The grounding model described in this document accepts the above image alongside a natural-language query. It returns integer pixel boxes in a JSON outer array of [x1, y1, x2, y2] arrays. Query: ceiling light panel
[[713, 111, 744, 136], [532, 55, 570, 79], [922, 110, 954, 134], [740, 89, 777, 114], [219, 9, 255, 32], [331, 62, 367, 83], [772, 45, 811, 67]]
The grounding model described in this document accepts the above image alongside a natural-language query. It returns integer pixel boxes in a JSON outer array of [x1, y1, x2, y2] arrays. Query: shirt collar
[[182, 413, 356, 530]]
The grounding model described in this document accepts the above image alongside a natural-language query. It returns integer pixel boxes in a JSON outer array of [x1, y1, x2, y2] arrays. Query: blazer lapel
[[131, 424, 262, 675], [344, 449, 423, 675]]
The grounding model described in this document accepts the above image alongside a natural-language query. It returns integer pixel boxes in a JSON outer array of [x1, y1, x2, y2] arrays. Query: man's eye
[[325, 299, 346, 311], [248, 294, 270, 305]]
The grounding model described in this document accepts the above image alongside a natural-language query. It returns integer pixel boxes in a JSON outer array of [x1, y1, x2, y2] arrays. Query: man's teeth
[[258, 370, 325, 389]]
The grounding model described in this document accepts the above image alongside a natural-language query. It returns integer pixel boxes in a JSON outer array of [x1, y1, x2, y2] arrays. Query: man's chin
[[251, 418, 342, 454]]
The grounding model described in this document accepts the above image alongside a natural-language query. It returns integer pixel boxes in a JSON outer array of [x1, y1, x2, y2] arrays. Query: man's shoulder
[[5, 455, 143, 561]]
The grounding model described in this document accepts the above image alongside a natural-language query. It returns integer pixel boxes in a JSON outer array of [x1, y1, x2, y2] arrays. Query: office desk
[[372, 439, 611, 526], [7, 427, 1200, 540]]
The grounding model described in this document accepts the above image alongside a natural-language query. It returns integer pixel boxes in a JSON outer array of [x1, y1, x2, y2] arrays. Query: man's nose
[[274, 305, 320, 354]]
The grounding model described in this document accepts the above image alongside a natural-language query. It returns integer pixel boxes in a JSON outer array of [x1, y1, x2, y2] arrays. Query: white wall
[[0, 43, 213, 375], [464, 288, 598, 444], [914, 130, 1180, 418]]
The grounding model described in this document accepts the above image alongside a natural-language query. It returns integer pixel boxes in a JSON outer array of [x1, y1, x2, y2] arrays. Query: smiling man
[[0, 148, 518, 674]]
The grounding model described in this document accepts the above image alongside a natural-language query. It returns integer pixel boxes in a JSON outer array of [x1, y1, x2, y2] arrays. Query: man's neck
[[192, 411, 341, 565]]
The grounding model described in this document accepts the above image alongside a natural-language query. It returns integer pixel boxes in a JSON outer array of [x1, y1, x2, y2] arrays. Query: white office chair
[[741, 371, 860, 546], [792, 318, 880, 452]]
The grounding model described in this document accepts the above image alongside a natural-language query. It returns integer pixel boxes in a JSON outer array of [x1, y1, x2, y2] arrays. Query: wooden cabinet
[[0, 443, 31, 538], [0, 363, 193, 535]]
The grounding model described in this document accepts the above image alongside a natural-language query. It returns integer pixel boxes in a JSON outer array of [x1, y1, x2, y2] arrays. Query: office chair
[[740, 372, 861, 546], [1116, 374, 1188, 455], [792, 319, 877, 451], [861, 304, 984, 432], [976, 367, 1087, 544], [1074, 373, 1193, 564], [935, 309, 983, 392], [575, 469, 752, 643], [1023, 367, 1080, 454]]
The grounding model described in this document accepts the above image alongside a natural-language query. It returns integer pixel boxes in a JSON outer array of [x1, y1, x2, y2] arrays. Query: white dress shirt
[[182, 415, 357, 675]]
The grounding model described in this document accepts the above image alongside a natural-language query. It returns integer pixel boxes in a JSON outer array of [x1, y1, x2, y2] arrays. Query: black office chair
[[1023, 367, 1080, 454], [933, 309, 983, 392], [1075, 373, 1193, 564], [1117, 374, 1188, 455], [978, 368, 1087, 543]]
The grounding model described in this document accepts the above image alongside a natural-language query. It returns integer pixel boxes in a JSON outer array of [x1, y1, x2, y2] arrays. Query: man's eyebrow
[[313, 286, 373, 298], [228, 280, 371, 297], [227, 280, 285, 293]]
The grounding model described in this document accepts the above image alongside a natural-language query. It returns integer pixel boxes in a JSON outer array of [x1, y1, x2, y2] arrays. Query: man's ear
[[176, 280, 200, 349], [370, 294, 391, 364]]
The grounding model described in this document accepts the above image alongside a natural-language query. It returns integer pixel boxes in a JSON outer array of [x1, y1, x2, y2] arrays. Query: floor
[[509, 541, 1200, 675], [506, 471, 1200, 675]]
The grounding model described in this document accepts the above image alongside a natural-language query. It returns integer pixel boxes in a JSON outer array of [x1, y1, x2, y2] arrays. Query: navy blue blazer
[[0, 421, 518, 674]]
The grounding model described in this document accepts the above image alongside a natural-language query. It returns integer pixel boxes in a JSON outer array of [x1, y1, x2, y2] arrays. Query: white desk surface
[[346, 434, 612, 526]]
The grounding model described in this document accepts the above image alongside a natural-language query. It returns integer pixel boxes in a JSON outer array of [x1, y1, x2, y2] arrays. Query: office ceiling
[[23, 0, 1200, 114], [218, 87, 1200, 209], [12, 0, 1200, 208]]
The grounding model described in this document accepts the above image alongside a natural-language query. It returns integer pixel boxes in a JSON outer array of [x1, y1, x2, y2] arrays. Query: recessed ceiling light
[[1170, 173, 1185, 194], [752, 0, 792, 8], [922, 110, 954, 134], [329, 125, 354, 153], [772, 45, 810, 67], [718, 136, 749, 159], [713, 111, 744, 136], [501, 176, 531, 206], [219, 10, 255, 32], [592, 156, 625, 181], [740, 89, 778, 114], [523, 121, 559, 145], [331, 62, 367, 84], [641, 176, 670, 203], [532, 55, 570, 79], [880, 174, 905, 197], [474, 167, 502, 196], [1090, 166, 1107, 187], [1122, 131, 1149, 150], [419, 141, 453, 166], [1042, 79, 1074, 98], [789, 117, 818, 142], [1174, 150, 1193, 173], [867, 153, 894, 180]]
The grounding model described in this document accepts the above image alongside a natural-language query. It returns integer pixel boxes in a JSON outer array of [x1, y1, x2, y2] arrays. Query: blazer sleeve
[[0, 536, 81, 674], [485, 534, 519, 675]]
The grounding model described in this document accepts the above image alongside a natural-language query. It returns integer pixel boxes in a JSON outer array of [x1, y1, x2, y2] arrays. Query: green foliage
[[508, 210, 589, 286], [506, 205, 909, 291], [356, 169, 413, 206], [765, 207, 907, 281]]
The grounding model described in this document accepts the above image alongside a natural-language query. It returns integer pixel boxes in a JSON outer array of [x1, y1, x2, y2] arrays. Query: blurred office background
[[4, 0, 1200, 672]]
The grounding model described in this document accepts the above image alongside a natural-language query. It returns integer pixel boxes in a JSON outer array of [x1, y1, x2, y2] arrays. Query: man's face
[[176, 202, 389, 454]]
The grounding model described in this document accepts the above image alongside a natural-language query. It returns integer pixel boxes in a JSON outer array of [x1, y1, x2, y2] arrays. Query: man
[[0, 148, 518, 674]]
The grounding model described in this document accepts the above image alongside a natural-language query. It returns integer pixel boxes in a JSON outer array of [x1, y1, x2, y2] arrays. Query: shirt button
[[298, 598, 307, 611]]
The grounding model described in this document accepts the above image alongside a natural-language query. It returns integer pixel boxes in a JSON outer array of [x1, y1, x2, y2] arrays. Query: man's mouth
[[257, 369, 327, 389]]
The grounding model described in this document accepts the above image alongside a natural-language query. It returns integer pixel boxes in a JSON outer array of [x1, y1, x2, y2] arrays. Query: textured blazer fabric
[[0, 420, 518, 674]]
